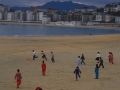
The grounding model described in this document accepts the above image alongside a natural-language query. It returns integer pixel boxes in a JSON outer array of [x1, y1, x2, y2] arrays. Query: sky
[[0, 0, 120, 7]]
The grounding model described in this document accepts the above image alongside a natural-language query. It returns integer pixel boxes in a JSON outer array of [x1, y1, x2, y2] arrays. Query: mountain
[[39, 1, 96, 11], [10, 6, 30, 11], [11, 1, 97, 11]]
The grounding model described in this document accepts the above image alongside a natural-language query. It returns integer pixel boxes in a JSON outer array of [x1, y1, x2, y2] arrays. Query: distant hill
[[11, 1, 97, 11]]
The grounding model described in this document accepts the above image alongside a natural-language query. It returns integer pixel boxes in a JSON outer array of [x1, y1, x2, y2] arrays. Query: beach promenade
[[0, 34, 120, 90]]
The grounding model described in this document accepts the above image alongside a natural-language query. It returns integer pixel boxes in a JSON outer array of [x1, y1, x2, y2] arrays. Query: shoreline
[[0, 21, 120, 30]]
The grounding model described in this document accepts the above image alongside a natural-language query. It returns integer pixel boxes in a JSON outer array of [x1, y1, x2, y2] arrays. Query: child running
[[15, 69, 22, 88], [81, 54, 85, 65], [95, 52, 100, 62], [99, 57, 104, 68], [32, 50, 38, 60], [41, 51, 47, 60], [51, 51, 55, 62], [74, 66, 81, 81], [77, 56, 82, 69]]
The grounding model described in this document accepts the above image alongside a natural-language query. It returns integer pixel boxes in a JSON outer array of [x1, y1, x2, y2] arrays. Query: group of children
[[74, 54, 85, 81], [32, 50, 55, 62], [94, 52, 114, 79], [14, 51, 114, 88], [74, 52, 114, 81]]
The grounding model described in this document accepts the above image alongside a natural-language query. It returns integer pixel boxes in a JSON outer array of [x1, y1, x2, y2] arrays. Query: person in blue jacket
[[74, 66, 81, 81], [95, 64, 99, 79]]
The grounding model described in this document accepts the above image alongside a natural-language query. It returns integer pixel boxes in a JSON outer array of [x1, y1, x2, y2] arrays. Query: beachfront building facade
[[26, 11, 33, 21], [14, 10, 21, 21], [7, 12, 15, 21], [115, 17, 120, 23], [82, 13, 93, 23], [96, 14, 105, 22], [0, 11, 3, 20], [105, 15, 115, 22], [0, 4, 10, 12], [20, 11, 26, 21]]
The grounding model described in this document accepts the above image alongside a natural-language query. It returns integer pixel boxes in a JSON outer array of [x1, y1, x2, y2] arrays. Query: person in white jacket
[[77, 56, 82, 69]]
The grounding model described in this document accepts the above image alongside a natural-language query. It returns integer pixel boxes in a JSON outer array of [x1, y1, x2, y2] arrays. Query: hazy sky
[[0, 0, 119, 7]]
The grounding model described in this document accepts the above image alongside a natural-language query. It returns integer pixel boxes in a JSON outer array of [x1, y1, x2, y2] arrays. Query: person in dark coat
[[74, 66, 81, 81], [99, 57, 104, 68], [81, 54, 85, 65]]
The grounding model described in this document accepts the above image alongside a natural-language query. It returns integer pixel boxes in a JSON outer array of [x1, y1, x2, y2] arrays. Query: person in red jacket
[[110, 52, 114, 64], [41, 61, 46, 76], [15, 69, 22, 88]]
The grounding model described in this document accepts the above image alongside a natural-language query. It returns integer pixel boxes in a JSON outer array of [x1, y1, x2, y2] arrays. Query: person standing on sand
[[77, 56, 82, 69], [33, 50, 38, 60], [51, 51, 55, 62], [81, 54, 85, 65], [41, 51, 47, 60], [99, 57, 104, 68], [41, 61, 46, 76], [15, 69, 22, 88], [110, 52, 114, 64], [95, 64, 99, 79], [74, 66, 81, 81], [95, 52, 100, 61]]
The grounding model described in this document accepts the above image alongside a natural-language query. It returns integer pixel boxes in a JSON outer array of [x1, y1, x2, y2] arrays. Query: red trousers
[[17, 80, 21, 86]]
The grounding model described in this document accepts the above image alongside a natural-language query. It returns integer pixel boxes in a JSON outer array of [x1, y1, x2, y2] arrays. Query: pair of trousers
[[76, 73, 80, 80], [17, 80, 21, 87]]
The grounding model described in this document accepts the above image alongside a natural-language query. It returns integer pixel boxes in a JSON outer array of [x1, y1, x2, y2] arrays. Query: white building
[[38, 12, 43, 21], [20, 12, 26, 21], [96, 14, 105, 22], [7, 12, 14, 21], [115, 17, 120, 23], [14, 10, 21, 21], [0, 4, 10, 12], [26, 11, 33, 21]]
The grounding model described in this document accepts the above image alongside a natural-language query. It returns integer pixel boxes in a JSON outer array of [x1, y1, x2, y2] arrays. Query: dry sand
[[0, 34, 120, 90]]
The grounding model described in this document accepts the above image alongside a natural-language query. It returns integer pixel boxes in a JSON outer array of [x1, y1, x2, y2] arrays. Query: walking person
[[77, 56, 82, 69], [95, 64, 99, 79], [99, 57, 104, 68], [95, 52, 100, 62], [110, 52, 114, 64], [33, 50, 38, 60], [41, 51, 47, 60], [15, 69, 22, 88], [51, 51, 55, 62], [81, 54, 85, 65], [41, 61, 46, 76], [74, 66, 81, 81]]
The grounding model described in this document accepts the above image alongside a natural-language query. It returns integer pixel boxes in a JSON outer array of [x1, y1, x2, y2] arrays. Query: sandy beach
[[0, 34, 120, 90]]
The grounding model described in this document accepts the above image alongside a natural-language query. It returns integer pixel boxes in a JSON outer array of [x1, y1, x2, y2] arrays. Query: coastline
[[0, 21, 120, 30]]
